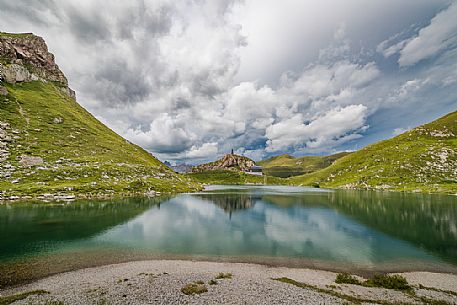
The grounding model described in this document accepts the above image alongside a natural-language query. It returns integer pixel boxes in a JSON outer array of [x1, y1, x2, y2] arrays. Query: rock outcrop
[[0, 85, 7, 96], [0, 32, 75, 99], [0, 122, 11, 162], [192, 154, 256, 173], [0, 32, 201, 200]]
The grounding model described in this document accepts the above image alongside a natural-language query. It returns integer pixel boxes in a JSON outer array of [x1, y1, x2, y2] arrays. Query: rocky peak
[[0, 32, 75, 99], [192, 153, 256, 173]]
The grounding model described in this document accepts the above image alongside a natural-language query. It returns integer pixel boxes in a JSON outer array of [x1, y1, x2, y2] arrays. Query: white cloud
[[377, 39, 411, 58], [1, 0, 456, 163], [399, 2, 457, 67], [123, 113, 196, 153], [265, 105, 368, 152], [186, 142, 219, 159]]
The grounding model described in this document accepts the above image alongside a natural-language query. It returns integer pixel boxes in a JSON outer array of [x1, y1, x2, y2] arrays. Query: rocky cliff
[[0, 32, 200, 200], [0, 32, 75, 99], [192, 154, 256, 173]]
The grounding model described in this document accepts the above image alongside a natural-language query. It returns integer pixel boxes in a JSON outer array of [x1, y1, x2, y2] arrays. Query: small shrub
[[363, 274, 410, 290], [0, 290, 49, 305], [208, 279, 218, 285], [181, 282, 208, 295], [335, 273, 361, 285], [215, 272, 232, 279], [195, 280, 205, 285], [43, 301, 67, 305]]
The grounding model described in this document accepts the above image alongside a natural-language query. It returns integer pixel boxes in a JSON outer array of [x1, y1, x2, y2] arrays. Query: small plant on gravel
[[215, 272, 232, 279], [96, 299, 110, 305], [335, 273, 361, 285], [43, 301, 67, 305], [208, 279, 218, 285], [363, 274, 410, 290], [195, 280, 205, 285], [181, 282, 208, 295], [0, 290, 49, 305]]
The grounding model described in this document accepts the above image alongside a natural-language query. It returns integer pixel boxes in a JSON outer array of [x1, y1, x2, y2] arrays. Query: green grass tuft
[[335, 273, 361, 285], [0, 290, 49, 305], [335, 273, 411, 291], [181, 282, 208, 295], [363, 274, 411, 290], [215, 272, 232, 279]]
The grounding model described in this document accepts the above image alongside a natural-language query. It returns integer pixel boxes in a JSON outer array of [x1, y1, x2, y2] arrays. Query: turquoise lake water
[[1, 185, 456, 273]]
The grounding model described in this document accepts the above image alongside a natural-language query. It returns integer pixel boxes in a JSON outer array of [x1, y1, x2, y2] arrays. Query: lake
[[1, 185, 456, 286]]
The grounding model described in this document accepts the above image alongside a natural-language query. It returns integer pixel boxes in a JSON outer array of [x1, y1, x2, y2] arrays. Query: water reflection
[[0, 197, 163, 261], [1, 186, 456, 271], [93, 187, 456, 268], [328, 190, 457, 264], [193, 193, 257, 218]]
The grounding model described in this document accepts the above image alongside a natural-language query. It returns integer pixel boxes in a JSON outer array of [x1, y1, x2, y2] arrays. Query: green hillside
[[187, 169, 286, 185], [258, 152, 351, 177], [289, 111, 457, 193], [0, 81, 200, 199]]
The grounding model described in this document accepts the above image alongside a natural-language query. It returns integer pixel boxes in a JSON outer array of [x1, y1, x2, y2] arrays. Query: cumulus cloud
[[398, 2, 457, 67], [123, 113, 196, 154], [0, 0, 456, 163], [266, 105, 368, 152], [186, 142, 219, 159]]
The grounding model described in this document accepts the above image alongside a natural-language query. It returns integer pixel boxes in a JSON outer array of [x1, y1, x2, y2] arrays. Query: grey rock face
[[19, 155, 44, 167], [0, 121, 11, 162], [192, 153, 256, 173], [0, 33, 76, 99], [53, 117, 64, 124], [0, 85, 7, 96]]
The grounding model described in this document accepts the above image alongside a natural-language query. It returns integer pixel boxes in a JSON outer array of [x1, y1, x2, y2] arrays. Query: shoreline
[[1, 183, 457, 203], [1, 259, 457, 305], [2, 250, 457, 290]]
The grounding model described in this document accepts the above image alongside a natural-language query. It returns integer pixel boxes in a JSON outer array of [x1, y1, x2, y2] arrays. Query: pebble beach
[[1, 260, 457, 304]]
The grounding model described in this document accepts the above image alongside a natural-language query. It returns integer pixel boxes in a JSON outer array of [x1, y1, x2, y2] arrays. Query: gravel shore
[[1, 260, 457, 305]]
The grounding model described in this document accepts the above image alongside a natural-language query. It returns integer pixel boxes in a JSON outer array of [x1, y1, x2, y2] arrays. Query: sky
[[1, 0, 457, 164]]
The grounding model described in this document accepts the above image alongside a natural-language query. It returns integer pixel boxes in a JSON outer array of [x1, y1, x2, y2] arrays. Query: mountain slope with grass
[[289, 111, 457, 193], [191, 153, 256, 173], [188, 153, 287, 185], [0, 32, 200, 200], [258, 152, 351, 178]]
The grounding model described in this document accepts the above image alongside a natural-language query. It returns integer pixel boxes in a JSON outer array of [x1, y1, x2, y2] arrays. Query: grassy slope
[[0, 81, 200, 198], [258, 152, 351, 177], [289, 111, 457, 193], [0, 32, 33, 38], [187, 170, 286, 185]]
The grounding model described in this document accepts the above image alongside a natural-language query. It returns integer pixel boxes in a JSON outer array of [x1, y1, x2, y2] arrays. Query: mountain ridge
[[0, 32, 200, 200], [289, 110, 457, 193], [258, 152, 351, 178], [191, 153, 256, 173]]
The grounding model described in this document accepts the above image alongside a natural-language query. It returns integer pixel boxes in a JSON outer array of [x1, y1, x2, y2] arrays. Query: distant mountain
[[172, 163, 194, 173], [191, 153, 256, 173], [163, 161, 194, 173], [258, 152, 351, 178], [290, 111, 457, 193], [0, 32, 200, 200]]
